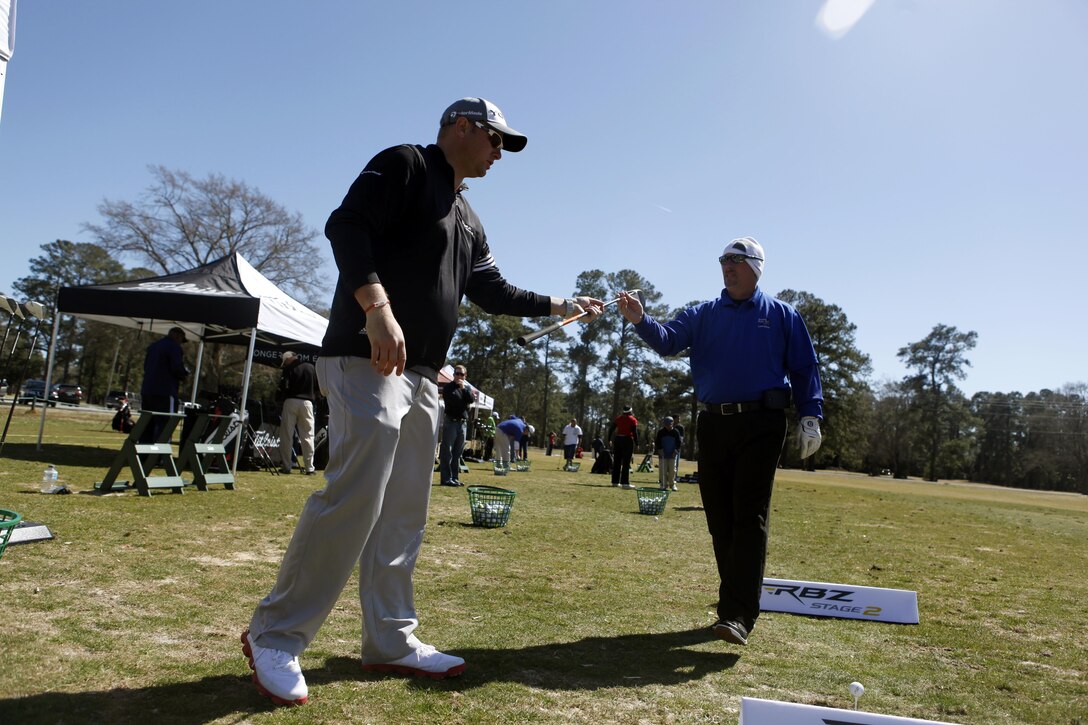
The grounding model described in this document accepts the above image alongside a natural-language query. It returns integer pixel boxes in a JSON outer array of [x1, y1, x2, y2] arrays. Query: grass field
[[1, 406, 1086, 724]]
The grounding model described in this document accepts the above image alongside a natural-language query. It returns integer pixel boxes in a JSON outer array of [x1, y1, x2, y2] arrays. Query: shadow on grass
[[342, 626, 740, 691], [0, 673, 270, 725], [0, 628, 739, 723], [0, 442, 116, 468]]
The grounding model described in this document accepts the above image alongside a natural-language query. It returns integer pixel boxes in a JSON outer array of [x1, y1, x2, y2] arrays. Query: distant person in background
[[481, 411, 498, 461], [496, 414, 526, 466], [561, 418, 583, 468], [140, 326, 189, 443], [439, 365, 475, 486], [610, 405, 638, 489], [591, 433, 606, 459], [546, 431, 556, 456], [278, 351, 318, 475], [655, 416, 683, 491], [520, 423, 534, 460], [672, 415, 685, 476]]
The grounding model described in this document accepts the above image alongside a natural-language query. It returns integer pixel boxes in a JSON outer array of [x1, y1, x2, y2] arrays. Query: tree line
[[450, 279, 1086, 494], [2, 167, 1084, 493]]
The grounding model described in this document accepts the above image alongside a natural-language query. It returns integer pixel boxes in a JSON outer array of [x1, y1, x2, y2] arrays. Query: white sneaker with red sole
[[361, 642, 466, 680], [241, 629, 309, 706]]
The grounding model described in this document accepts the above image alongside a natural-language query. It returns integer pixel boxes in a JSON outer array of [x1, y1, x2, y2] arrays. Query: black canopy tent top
[[53, 253, 326, 350], [38, 253, 329, 471]]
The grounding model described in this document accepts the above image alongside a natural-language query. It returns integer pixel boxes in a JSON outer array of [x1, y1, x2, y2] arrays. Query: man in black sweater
[[244, 97, 603, 706]]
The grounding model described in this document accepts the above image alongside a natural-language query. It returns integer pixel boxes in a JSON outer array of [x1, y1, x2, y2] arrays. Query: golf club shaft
[[516, 290, 639, 346]]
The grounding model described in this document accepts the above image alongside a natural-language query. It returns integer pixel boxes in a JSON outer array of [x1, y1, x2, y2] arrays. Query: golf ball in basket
[[849, 681, 865, 698]]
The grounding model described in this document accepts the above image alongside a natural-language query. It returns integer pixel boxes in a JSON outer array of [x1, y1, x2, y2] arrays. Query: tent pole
[[35, 312, 61, 451], [191, 332, 206, 404], [232, 327, 258, 475], [104, 337, 121, 402]]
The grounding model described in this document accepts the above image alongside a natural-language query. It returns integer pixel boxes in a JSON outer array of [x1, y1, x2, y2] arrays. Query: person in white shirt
[[561, 418, 583, 468]]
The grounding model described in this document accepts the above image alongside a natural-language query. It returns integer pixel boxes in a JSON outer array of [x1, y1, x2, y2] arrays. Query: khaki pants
[[279, 397, 315, 470], [658, 455, 676, 488], [250, 357, 440, 661]]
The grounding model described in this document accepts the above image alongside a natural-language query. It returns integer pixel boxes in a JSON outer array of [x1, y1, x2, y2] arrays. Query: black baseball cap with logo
[[439, 97, 528, 152]]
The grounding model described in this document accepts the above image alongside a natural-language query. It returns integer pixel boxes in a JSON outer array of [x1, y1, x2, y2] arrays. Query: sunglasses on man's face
[[473, 121, 504, 149], [719, 253, 758, 265]]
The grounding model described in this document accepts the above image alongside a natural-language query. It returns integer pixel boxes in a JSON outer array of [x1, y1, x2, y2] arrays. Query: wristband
[[364, 299, 390, 314], [563, 298, 575, 316]]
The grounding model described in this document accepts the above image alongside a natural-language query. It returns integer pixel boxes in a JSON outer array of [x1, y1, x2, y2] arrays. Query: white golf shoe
[[241, 629, 309, 706], [361, 642, 466, 680]]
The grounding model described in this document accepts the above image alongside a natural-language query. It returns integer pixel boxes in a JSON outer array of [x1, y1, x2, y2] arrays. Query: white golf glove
[[797, 416, 822, 459]]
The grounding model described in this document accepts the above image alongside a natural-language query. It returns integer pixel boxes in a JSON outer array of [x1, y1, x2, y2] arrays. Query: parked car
[[105, 390, 134, 409], [20, 379, 57, 407], [52, 383, 83, 405]]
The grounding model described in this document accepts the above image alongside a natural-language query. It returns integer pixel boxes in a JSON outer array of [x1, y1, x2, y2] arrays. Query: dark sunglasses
[[719, 253, 759, 264], [473, 121, 504, 149], [454, 371, 466, 376]]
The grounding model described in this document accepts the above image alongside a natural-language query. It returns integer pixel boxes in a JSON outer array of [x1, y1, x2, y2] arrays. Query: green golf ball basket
[[468, 485, 517, 528], [0, 509, 23, 560], [635, 487, 670, 516]]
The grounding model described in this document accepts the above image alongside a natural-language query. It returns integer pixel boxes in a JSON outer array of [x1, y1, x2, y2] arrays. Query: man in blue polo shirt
[[618, 237, 823, 648]]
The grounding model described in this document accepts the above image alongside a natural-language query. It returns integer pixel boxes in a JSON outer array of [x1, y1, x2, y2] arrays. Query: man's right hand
[[366, 305, 406, 376], [356, 284, 406, 376]]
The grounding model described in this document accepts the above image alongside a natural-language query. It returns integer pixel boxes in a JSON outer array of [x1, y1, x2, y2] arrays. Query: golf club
[[516, 290, 642, 347]]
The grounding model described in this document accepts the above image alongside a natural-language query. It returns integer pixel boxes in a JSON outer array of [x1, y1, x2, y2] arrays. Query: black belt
[[705, 401, 763, 415], [446, 416, 466, 422]]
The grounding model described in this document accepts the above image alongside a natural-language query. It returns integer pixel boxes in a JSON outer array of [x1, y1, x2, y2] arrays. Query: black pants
[[611, 435, 634, 486], [696, 408, 787, 634], [139, 394, 177, 444]]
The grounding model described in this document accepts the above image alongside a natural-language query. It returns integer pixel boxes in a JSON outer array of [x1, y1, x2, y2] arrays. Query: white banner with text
[[739, 697, 958, 724], [760, 577, 919, 624]]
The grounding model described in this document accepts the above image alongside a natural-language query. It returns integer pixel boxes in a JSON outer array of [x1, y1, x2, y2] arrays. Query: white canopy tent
[[40, 253, 328, 473]]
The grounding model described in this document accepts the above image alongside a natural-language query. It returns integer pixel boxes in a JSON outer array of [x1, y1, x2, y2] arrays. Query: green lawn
[[0, 406, 1085, 724]]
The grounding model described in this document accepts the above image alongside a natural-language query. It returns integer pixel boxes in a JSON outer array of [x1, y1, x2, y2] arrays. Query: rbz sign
[[760, 577, 919, 624]]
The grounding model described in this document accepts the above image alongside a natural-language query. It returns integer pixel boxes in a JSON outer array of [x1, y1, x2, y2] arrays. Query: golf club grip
[[517, 321, 564, 346]]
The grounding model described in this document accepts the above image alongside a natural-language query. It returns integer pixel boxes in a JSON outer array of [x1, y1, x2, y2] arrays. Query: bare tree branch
[[82, 165, 326, 301]]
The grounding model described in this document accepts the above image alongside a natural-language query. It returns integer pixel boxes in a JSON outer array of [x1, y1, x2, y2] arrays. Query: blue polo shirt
[[633, 287, 823, 419], [497, 416, 527, 439]]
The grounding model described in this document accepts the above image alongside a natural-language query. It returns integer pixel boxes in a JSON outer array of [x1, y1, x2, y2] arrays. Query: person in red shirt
[[610, 406, 638, 489]]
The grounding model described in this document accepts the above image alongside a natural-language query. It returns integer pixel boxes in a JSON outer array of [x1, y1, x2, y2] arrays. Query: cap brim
[[488, 122, 527, 152]]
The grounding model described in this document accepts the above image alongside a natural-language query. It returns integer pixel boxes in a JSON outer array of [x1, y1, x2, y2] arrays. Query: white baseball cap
[[721, 237, 765, 281]]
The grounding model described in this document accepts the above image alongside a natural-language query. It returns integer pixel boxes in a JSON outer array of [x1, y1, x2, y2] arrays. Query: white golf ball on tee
[[849, 681, 865, 698]]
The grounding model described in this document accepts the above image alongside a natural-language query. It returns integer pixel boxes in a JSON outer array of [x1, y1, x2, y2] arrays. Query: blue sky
[[1, 1, 1085, 396]]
